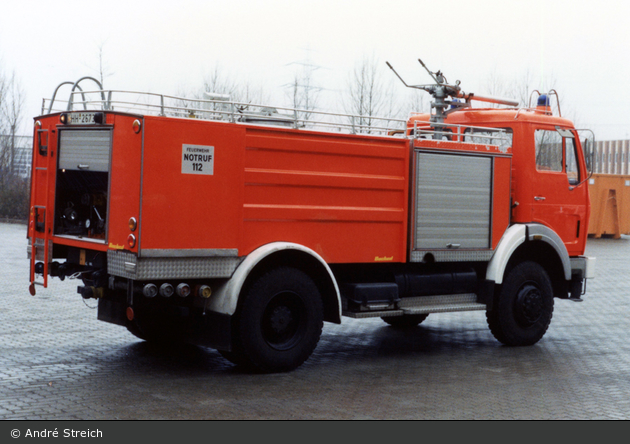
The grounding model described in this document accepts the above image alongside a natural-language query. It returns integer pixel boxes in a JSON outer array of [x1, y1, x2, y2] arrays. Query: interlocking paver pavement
[[1, 221, 629, 419]]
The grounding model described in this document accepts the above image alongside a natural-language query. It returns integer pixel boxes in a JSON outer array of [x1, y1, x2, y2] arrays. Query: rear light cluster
[[132, 119, 142, 133], [128, 217, 137, 249], [141, 282, 211, 299]]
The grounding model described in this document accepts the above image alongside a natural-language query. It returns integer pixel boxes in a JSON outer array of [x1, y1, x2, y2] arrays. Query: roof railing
[[41, 82, 507, 145], [42, 87, 408, 136]]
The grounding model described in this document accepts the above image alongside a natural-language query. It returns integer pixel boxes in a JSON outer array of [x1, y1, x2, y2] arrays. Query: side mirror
[[567, 129, 595, 191], [582, 138, 593, 174], [576, 129, 595, 176]]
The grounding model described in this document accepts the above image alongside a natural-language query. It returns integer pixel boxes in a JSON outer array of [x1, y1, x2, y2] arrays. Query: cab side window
[[464, 128, 513, 150], [535, 130, 563, 172], [535, 129, 580, 185], [565, 138, 580, 185]]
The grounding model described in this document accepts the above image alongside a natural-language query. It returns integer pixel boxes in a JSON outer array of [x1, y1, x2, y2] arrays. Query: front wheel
[[226, 267, 324, 373], [486, 261, 554, 346]]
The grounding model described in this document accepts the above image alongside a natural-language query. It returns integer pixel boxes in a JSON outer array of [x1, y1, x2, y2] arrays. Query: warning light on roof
[[535, 95, 552, 115], [537, 95, 550, 107]]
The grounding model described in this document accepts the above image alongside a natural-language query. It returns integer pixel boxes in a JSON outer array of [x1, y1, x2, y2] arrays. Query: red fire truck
[[28, 61, 595, 372]]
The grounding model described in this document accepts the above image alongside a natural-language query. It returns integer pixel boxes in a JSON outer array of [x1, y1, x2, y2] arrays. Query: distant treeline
[[0, 174, 29, 221]]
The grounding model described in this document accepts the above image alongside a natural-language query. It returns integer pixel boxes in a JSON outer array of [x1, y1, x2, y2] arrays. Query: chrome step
[[400, 293, 486, 314], [343, 293, 486, 319], [343, 309, 404, 319]]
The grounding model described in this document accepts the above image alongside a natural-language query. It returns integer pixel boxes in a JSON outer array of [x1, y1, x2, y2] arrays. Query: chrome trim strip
[[413, 146, 512, 158], [54, 234, 107, 245], [410, 249, 494, 262], [139, 248, 239, 258], [107, 250, 242, 280]]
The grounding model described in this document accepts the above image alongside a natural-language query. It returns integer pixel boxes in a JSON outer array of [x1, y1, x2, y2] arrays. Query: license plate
[[69, 112, 96, 124]]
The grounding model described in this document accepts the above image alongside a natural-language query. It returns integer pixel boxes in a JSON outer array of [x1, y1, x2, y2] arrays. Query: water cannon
[[386, 59, 519, 129]]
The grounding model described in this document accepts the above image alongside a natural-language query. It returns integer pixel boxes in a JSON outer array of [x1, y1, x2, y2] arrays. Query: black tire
[[381, 314, 428, 328], [126, 309, 178, 344], [486, 261, 554, 346], [227, 267, 324, 373], [218, 349, 252, 368], [126, 321, 176, 343]]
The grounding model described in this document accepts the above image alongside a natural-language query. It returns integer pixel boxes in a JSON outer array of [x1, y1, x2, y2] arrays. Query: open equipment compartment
[[54, 128, 111, 242]]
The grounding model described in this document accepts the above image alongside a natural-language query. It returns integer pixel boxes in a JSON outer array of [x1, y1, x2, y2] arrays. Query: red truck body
[[27, 78, 595, 372]]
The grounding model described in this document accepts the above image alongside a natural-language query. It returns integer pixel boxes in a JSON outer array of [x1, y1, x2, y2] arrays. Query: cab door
[[530, 127, 589, 255]]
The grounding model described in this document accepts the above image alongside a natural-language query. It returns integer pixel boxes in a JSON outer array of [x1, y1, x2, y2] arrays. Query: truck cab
[[407, 96, 591, 258]]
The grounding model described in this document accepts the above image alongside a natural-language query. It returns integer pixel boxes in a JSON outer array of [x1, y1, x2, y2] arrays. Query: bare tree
[[509, 69, 535, 107], [168, 66, 237, 119], [82, 40, 114, 87], [201, 64, 269, 107], [343, 55, 401, 133], [95, 40, 114, 87], [507, 70, 580, 125], [0, 67, 28, 219], [202, 64, 239, 98], [284, 61, 321, 124], [405, 89, 429, 117], [0, 71, 24, 176], [481, 69, 564, 113], [480, 69, 517, 108], [234, 81, 269, 105], [481, 69, 584, 133]]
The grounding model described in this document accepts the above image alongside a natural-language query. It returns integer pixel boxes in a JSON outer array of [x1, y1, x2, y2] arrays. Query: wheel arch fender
[[207, 242, 342, 324], [486, 223, 571, 285]]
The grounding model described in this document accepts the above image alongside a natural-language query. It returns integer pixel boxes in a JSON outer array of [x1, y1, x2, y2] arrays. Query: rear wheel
[[486, 261, 554, 346], [125, 302, 181, 344], [126, 317, 178, 344], [126, 320, 148, 341], [381, 314, 429, 328], [225, 267, 324, 373]]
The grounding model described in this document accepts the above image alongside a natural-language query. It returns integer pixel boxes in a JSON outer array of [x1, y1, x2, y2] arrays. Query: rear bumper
[[97, 298, 232, 351]]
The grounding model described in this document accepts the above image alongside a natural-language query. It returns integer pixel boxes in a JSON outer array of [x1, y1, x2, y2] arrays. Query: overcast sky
[[1, 0, 629, 139]]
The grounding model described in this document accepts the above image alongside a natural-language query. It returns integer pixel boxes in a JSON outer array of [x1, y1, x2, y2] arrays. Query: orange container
[[588, 173, 630, 238]]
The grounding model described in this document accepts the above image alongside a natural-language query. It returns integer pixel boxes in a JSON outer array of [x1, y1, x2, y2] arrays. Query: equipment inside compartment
[[54, 169, 108, 239]]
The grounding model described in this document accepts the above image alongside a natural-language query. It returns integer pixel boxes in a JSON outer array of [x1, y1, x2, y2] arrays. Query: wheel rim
[[261, 291, 307, 351], [514, 282, 544, 327]]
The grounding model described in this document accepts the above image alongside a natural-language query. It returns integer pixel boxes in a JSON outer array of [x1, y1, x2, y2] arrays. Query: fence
[[592, 140, 630, 174], [0, 134, 33, 179]]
